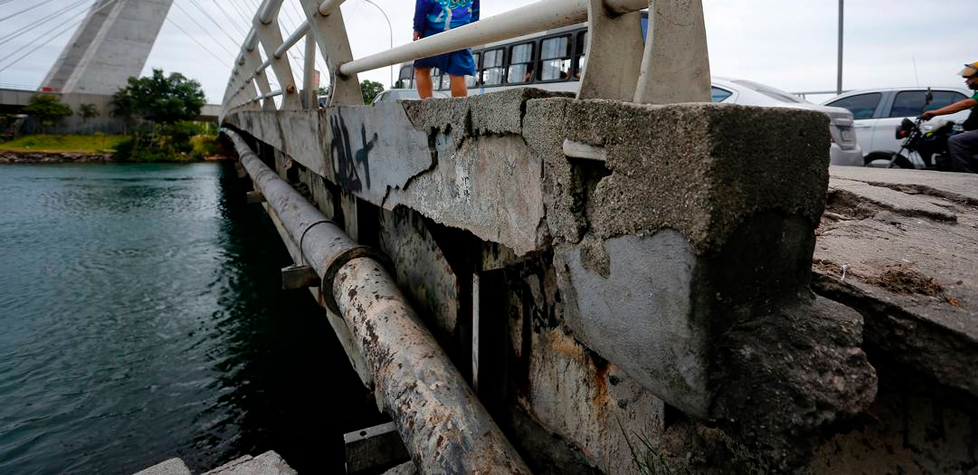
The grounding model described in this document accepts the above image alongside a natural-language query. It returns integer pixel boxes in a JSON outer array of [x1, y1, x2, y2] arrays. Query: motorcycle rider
[[921, 61, 978, 172]]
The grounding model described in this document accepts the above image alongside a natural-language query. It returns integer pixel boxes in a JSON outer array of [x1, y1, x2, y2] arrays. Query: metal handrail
[[338, 0, 645, 77], [274, 22, 310, 59], [222, 0, 654, 116]]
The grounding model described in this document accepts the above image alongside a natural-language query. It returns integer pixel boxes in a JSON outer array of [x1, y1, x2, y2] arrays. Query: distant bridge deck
[[0, 88, 220, 122]]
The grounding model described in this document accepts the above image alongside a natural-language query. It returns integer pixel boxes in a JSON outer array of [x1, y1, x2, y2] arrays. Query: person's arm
[[471, 0, 480, 21], [413, 0, 430, 39], [922, 97, 978, 120]]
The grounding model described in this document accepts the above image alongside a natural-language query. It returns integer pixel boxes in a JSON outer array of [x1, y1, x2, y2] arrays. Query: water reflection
[[0, 163, 384, 474]]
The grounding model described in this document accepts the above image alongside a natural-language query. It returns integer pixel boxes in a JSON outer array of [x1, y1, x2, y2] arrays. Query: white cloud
[[1, 0, 975, 104]]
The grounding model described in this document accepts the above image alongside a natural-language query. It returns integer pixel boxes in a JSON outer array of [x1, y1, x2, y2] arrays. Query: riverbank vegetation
[[0, 134, 127, 153], [110, 69, 217, 162]]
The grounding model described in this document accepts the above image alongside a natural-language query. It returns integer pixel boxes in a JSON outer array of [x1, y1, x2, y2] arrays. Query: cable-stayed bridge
[[4, 0, 978, 473]]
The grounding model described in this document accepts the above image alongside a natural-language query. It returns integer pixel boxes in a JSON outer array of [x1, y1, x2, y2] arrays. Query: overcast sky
[[0, 0, 975, 104]]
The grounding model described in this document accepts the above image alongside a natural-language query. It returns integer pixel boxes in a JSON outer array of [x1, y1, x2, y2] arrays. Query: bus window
[[507, 43, 534, 84], [398, 65, 413, 89], [539, 36, 571, 81], [482, 48, 504, 86], [466, 52, 481, 87], [574, 32, 587, 79]]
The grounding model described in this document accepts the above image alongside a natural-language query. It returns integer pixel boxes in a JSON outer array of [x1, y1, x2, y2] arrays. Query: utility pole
[[837, 0, 844, 95]]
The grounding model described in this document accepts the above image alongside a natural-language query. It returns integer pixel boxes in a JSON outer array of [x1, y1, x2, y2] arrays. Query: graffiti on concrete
[[329, 114, 377, 192]]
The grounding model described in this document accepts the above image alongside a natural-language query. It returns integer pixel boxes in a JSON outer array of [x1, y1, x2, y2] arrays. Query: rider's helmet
[[958, 61, 978, 78]]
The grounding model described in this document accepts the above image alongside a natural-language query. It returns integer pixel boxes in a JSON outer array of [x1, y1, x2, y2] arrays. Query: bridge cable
[[0, 0, 63, 23], [185, 0, 245, 47], [207, 0, 248, 37], [225, 0, 256, 31], [0, 0, 122, 72], [171, 1, 238, 57], [0, 0, 93, 47], [164, 17, 233, 68]]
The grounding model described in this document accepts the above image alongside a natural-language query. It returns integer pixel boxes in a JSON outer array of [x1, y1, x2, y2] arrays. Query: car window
[[711, 87, 733, 103], [826, 93, 882, 119], [888, 90, 968, 118], [731, 80, 804, 104]]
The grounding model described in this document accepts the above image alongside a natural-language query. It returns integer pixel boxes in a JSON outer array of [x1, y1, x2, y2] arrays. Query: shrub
[[190, 134, 219, 159]]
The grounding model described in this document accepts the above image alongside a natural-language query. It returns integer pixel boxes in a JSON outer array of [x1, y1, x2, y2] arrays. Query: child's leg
[[415, 68, 433, 99], [449, 75, 467, 98]]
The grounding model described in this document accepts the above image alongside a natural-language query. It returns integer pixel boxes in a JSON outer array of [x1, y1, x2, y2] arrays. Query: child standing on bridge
[[413, 0, 480, 98]]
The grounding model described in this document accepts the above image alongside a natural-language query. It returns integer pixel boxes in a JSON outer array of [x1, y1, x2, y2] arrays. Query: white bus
[[396, 21, 595, 95]]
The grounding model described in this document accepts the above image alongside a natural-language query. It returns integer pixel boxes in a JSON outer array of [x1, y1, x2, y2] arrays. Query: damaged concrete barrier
[[224, 89, 881, 472], [523, 98, 879, 469]]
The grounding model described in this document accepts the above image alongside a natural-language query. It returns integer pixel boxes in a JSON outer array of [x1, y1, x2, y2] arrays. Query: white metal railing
[[220, 0, 711, 121]]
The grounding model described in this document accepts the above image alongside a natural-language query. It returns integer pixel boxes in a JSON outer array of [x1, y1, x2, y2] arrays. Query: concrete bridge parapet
[[225, 89, 887, 472]]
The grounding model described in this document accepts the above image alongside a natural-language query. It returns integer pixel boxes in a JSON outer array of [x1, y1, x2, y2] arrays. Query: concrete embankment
[[0, 151, 113, 163]]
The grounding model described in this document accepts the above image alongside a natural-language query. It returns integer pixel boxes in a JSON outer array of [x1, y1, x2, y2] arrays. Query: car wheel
[[864, 151, 900, 168], [886, 153, 913, 169]]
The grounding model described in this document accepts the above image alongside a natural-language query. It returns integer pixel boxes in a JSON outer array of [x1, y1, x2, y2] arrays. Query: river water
[[0, 163, 384, 474]]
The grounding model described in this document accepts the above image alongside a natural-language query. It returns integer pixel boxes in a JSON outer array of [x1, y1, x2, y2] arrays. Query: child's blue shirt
[[413, 0, 480, 34]]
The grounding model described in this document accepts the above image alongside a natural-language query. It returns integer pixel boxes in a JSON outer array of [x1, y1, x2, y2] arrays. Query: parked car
[[822, 87, 972, 167], [712, 78, 863, 166], [372, 89, 448, 104]]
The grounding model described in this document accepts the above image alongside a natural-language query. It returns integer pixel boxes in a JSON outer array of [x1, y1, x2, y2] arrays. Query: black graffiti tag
[[329, 114, 377, 192]]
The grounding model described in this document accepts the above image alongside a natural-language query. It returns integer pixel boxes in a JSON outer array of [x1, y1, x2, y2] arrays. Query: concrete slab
[[829, 178, 956, 222], [133, 458, 190, 475], [830, 166, 978, 204], [814, 168, 978, 405], [201, 451, 296, 475]]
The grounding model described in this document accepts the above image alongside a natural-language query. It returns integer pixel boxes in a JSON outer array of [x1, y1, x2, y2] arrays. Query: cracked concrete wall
[[378, 207, 459, 349], [497, 256, 666, 474]]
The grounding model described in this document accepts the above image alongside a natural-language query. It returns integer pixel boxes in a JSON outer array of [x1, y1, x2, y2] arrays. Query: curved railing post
[[633, 0, 711, 104], [298, 0, 363, 106], [254, 0, 303, 110], [576, 0, 645, 100], [242, 47, 276, 111]]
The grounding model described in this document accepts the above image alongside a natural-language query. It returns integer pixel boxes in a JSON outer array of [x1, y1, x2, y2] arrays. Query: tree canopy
[[111, 69, 205, 125], [360, 80, 385, 104], [24, 94, 72, 127]]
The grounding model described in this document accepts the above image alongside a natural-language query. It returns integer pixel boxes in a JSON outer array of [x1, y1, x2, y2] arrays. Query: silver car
[[712, 78, 863, 166], [823, 87, 972, 167]]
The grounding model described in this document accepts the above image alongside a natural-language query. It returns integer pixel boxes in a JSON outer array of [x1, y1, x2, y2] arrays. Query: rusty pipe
[[225, 130, 531, 474]]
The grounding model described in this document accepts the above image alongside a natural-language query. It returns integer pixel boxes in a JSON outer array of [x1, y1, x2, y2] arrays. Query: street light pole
[[837, 0, 844, 95], [362, 0, 394, 88]]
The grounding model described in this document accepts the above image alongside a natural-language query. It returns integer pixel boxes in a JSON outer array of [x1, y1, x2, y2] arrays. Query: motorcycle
[[886, 116, 960, 170], [885, 89, 978, 171]]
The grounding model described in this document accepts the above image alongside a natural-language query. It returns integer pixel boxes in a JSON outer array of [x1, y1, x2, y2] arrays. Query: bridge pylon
[[41, 0, 174, 95]]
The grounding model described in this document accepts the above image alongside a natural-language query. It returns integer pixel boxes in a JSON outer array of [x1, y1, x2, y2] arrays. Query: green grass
[[0, 134, 128, 153]]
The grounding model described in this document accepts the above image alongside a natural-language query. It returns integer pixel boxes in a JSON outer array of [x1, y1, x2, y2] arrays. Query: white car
[[822, 87, 972, 167], [712, 78, 863, 166]]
